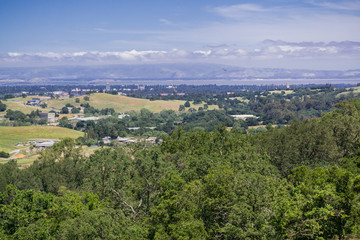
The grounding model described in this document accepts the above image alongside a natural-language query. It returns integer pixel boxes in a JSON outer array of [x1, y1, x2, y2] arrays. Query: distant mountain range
[[0, 63, 359, 85]]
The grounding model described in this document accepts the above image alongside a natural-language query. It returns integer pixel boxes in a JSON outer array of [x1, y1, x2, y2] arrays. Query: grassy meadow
[[0, 126, 83, 152], [336, 86, 360, 97]]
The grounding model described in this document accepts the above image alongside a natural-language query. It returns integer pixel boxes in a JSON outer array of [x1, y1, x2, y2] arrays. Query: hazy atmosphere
[[1, 0, 360, 69]]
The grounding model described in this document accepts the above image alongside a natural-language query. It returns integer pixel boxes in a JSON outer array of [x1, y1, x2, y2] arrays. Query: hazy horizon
[[1, 0, 360, 71]]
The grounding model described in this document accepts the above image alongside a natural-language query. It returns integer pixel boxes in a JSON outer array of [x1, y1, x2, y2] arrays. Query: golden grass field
[[2, 93, 218, 114], [336, 86, 360, 97], [268, 90, 294, 95], [44, 93, 217, 112], [229, 97, 250, 103], [0, 126, 84, 152], [45, 93, 187, 112]]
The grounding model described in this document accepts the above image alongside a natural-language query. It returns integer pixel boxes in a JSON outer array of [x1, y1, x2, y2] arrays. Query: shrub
[[0, 151, 10, 158]]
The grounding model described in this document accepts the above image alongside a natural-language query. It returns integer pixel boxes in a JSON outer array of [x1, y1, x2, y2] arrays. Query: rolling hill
[[45, 93, 187, 113]]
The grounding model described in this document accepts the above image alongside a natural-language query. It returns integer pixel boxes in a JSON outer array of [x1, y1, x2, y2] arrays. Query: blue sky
[[1, 0, 360, 69]]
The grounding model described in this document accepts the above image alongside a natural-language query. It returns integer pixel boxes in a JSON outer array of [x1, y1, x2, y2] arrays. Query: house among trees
[[230, 114, 259, 120], [34, 141, 55, 149], [118, 113, 130, 119], [102, 136, 112, 144], [26, 99, 41, 106], [146, 137, 157, 143], [39, 112, 57, 124], [117, 137, 129, 142]]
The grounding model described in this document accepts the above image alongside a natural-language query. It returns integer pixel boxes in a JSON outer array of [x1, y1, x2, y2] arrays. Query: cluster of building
[[26, 97, 51, 106], [102, 136, 160, 145], [39, 112, 57, 124], [16, 140, 56, 149], [159, 92, 185, 96], [230, 114, 259, 120]]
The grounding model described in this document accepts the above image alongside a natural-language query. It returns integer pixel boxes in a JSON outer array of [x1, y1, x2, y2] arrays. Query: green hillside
[[0, 126, 83, 152]]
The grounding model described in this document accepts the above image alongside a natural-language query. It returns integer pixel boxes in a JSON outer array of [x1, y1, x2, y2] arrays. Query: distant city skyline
[[1, 0, 360, 70]]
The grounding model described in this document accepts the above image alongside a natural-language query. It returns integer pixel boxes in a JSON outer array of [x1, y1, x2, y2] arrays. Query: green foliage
[[65, 103, 74, 108], [83, 117, 127, 139], [71, 107, 80, 113], [58, 208, 146, 240], [178, 104, 185, 111], [0, 160, 21, 192], [5, 109, 26, 121], [182, 110, 234, 131], [255, 99, 360, 176], [59, 116, 72, 129], [273, 166, 360, 239], [61, 106, 69, 114], [0, 184, 141, 239], [24, 138, 86, 193], [0, 151, 9, 158], [0, 100, 6, 111], [150, 174, 207, 240], [4, 109, 45, 126]]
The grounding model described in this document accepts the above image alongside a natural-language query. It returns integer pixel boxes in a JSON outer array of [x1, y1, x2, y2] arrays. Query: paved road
[[9, 149, 21, 159]]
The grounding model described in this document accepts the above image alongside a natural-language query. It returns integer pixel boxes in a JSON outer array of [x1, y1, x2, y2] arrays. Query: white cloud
[[213, 4, 269, 18], [193, 50, 212, 57], [159, 18, 174, 26], [1, 41, 359, 70], [8, 52, 24, 57], [72, 52, 88, 57], [93, 28, 164, 35]]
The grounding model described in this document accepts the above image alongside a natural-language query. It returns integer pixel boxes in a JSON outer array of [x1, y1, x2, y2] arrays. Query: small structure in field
[[230, 114, 259, 120], [146, 137, 157, 143], [102, 136, 112, 144], [35, 141, 55, 149], [39, 112, 57, 124]]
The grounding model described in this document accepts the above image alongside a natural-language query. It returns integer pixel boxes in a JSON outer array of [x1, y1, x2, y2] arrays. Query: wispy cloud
[[309, 0, 360, 10], [211, 4, 272, 20], [159, 18, 174, 26], [93, 28, 163, 35], [213, 4, 269, 15]]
